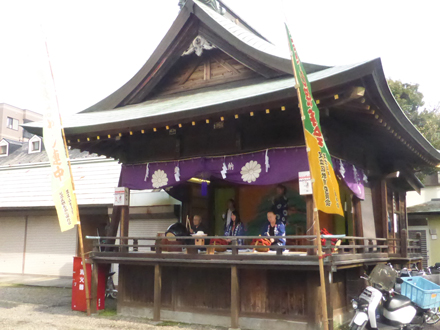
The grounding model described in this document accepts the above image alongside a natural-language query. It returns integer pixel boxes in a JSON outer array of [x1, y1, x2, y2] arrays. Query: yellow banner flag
[[43, 112, 79, 232], [41, 41, 79, 232], [285, 24, 343, 216]]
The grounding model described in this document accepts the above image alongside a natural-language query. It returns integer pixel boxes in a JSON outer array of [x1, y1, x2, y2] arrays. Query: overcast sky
[[0, 0, 438, 115]]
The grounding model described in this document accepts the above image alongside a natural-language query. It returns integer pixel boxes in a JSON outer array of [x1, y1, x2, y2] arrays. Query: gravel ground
[[1, 284, 439, 329], [0, 284, 225, 330]]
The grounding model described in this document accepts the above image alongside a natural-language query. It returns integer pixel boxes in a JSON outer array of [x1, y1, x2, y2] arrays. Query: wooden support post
[[326, 270, 334, 330], [401, 229, 408, 258], [276, 246, 283, 256], [231, 265, 240, 329], [306, 195, 316, 256], [90, 262, 98, 314], [350, 239, 356, 254], [120, 205, 129, 252], [153, 264, 162, 321], [353, 196, 364, 238], [381, 180, 389, 246], [232, 239, 238, 255], [105, 206, 122, 252]]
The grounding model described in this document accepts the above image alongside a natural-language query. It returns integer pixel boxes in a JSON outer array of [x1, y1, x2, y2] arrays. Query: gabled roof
[[79, 0, 327, 113], [407, 199, 440, 214], [21, 2, 440, 169], [0, 140, 93, 166]]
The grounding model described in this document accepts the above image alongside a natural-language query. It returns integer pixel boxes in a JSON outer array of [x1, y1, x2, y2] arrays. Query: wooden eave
[[23, 58, 440, 170]]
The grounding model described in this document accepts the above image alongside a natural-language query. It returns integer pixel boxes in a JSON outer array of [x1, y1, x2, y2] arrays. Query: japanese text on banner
[[43, 106, 79, 231]]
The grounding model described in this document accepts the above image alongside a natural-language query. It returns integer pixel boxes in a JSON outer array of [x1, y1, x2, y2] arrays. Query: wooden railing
[[407, 238, 422, 254], [85, 234, 422, 264], [86, 235, 318, 256], [322, 236, 389, 254]]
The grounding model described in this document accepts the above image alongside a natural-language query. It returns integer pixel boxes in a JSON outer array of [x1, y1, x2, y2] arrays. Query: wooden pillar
[[380, 180, 389, 253], [353, 197, 363, 238], [105, 206, 121, 252], [231, 265, 240, 329], [90, 262, 99, 314], [154, 264, 162, 321], [120, 205, 129, 252], [306, 195, 316, 255], [401, 229, 408, 258], [326, 270, 334, 330], [400, 192, 408, 258]]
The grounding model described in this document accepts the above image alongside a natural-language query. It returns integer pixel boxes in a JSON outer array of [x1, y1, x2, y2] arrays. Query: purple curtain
[[120, 147, 366, 199]]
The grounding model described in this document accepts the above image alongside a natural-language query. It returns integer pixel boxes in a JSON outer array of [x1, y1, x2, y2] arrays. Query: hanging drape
[[120, 146, 366, 199]]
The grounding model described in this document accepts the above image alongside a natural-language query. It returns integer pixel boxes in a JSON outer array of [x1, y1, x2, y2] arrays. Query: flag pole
[[59, 119, 92, 317], [43, 40, 91, 317], [286, 35, 330, 330]]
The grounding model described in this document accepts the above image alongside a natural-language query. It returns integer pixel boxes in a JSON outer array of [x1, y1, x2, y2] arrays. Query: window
[[28, 136, 42, 154], [32, 141, 40, 151], [6, 117, 19, 130], [0, 141, 8, 157]]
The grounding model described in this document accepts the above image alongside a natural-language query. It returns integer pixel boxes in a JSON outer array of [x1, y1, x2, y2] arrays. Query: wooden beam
[[154, 264, 162, 321], [353, 197, 364, 238], [317, 86, 367, 110], [326, 270, 334, 330], [231, 265, 240, 329], [204, 59, 211, 80], [400, 192, 408, 258], [120, 205, 130, 253], [212, 53, 240, 74], [178, 56, 203, 85]]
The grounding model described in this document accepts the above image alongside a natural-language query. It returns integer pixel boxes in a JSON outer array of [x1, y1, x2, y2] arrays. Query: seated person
[[190, 215, 207, 234], [224, 211, 245, 245], [262, 211, 286, 246]]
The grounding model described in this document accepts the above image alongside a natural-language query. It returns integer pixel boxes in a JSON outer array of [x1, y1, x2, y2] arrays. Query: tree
[[388, 79, 440, 149]]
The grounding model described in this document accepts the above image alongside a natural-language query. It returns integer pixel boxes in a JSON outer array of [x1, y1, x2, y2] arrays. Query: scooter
[[105, 272, 118, 299], [349, 264, 440, 329]]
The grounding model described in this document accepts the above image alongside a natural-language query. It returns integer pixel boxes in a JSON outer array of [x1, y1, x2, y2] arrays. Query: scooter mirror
[[396, 278, 403, 284]]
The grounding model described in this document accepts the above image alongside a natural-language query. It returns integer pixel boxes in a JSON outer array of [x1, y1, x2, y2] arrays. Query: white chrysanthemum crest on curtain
[[152, 169, 168, 188], [241, 160, 261, 183]]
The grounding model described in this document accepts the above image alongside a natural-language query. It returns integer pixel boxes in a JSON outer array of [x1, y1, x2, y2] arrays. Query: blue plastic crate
[[401, 276, 440, 309]]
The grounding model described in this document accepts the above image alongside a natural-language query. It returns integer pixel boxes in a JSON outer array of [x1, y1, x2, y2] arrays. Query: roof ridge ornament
[[182, 36, 215, 57]]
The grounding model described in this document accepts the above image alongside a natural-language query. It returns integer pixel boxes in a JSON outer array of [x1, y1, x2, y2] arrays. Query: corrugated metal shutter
[[24, 216, 77, 276], [0, 217, 26, 274], [128, 219, 177, 252], [409, 229, 428, 268]]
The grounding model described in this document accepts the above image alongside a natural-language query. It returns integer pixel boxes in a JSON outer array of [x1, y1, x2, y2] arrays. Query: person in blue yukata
[[224, 210, 245, 245], [262, 211, 286, 246], [272, 184, 289, 225]]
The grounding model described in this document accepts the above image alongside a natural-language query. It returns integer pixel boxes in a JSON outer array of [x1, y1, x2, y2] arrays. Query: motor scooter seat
[[384, 294, 412, 311]]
